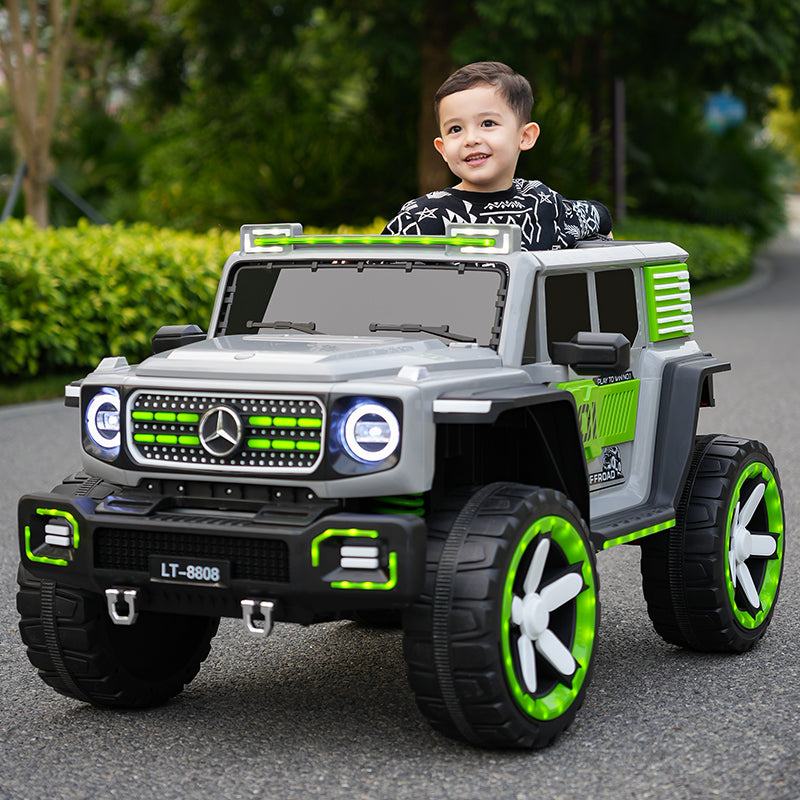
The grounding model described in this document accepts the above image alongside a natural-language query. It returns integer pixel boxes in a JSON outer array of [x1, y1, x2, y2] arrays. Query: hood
[[134, 333, 502, 382]]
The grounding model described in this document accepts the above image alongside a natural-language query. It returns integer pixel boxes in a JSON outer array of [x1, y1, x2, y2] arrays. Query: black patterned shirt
[[383, 178, 611, 250]]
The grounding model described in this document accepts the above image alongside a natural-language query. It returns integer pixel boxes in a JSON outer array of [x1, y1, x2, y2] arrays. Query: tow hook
[[105, 588, 139, 626], [241, 599, 275, 636]]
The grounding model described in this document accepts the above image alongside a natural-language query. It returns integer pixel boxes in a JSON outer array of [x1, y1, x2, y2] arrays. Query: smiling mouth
[[465, 153, 490, 164]]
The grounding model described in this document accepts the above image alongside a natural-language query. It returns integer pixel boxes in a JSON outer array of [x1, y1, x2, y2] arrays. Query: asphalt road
[[1, 233, 799, 800]]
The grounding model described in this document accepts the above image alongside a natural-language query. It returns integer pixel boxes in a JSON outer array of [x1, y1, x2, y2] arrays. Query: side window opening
[[545, 273, 590, 358], [596, 269, 638, 345]]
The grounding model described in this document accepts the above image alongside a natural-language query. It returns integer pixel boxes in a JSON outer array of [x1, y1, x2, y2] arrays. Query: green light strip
[[36, 507, 80, 548], [25, 526, 68, 566], [331, 553, 398, 590], [310, 528, 379, 567], [601, 519, 675, 550], [134, 433, 155, 442], [178, 413, 200, 423], [252, 234, 496, 248], [132, 411, 153, 420], [248, 415, 273, 426], [273, 416, 296, 427], [179, 435, 200, 446], [298, 418, 322, 428]]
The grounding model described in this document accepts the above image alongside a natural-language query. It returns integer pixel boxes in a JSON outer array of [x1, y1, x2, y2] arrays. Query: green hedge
[[0, 216, 753, 380], [0, 219, 236, 379], [614, 217, 753, 283]]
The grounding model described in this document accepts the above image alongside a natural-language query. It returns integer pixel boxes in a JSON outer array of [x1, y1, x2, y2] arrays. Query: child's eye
[[481, 119, 497, 128], [448, 125, 462, 135]]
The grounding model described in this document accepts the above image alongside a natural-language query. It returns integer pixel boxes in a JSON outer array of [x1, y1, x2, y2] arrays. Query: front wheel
[[403, 483, 599, 749], [641, 435, 785, 652], [17, 565, 219, 707]]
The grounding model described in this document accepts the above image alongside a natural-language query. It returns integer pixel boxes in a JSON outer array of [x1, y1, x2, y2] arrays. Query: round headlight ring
[[85, 388, 121, 451], [342, 402, 400, 463]]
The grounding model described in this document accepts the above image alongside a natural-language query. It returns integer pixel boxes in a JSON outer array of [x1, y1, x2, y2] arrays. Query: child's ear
[[519, 122, 540, 151], [434, 137, 448, 163]]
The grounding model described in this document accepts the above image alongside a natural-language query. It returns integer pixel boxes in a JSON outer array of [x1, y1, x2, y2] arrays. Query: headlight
[[342, 402, 400, 463], [84, 387, 121, 460]]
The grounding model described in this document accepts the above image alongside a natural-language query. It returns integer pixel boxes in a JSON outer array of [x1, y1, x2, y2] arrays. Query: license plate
[[150, 556, 230, 586]]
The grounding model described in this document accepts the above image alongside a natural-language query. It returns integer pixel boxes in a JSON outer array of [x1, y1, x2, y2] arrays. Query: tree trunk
[[416, 0, 455, 195], [0, 0, 80, 227]]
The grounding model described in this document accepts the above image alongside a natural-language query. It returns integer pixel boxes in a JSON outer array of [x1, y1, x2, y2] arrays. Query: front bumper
[[18, 493, 426, 622]]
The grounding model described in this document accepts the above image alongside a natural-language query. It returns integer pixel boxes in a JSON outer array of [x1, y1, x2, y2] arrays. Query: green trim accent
[[331, 552, 398, 590], [296, 441, 321, 452], [273, 416, 297, 427], [310, 528, 378, 567], [501, 515, 597, 721], [156, 434, 178, 444], [178, 435, 200, 446], [247, 438, 271, 449], [154, 412, 176, 422], [298, 418, 323, 429], [36, 507, 80, 548], [132, 411, 153, 420], [643, 263, 694, 341], [177, 413, 200, 423], [374, 494, 426, 516], [272, 439, 295, 450], [558, 378, 640, 461], [724, 461, 784, 629], [134, 433, 156, 443], [252, 234, 497, 249], [25, 526, 68, 566], [601, 519, 675, 549], [248, 415, 273, 426]]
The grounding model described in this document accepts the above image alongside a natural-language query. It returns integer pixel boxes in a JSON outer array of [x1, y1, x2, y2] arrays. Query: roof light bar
[[240, 223, 521, 255]]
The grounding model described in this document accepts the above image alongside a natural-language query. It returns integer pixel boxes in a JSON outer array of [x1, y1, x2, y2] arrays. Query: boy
[[383, 62, 612, 249]]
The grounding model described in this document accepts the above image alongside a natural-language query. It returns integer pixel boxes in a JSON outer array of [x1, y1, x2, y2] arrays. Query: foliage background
[[2, 0, 799, 236]]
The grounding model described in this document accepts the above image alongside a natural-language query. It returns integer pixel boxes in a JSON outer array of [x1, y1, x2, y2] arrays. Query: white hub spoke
[[517, 635, 537, 694], [750, 534, 777, 558], [738, 482, 765, 528], [536, 629, 576, 677], [737, 563, 761, 609], [511, 595, 524, 626], [523, 537, 550, 595], [729, 548, 738, 587], [540, 572, 583, 613]]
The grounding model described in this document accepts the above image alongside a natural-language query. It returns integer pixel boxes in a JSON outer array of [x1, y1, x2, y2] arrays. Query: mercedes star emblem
[[198, 406, 242, 457]]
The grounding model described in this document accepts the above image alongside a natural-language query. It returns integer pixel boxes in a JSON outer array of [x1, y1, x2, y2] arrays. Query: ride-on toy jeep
[[17, 223, 785, 749]]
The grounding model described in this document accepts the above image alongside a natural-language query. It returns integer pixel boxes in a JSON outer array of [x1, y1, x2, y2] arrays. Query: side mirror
[[152, 324, 206, 355], [550, 331, 630, 376]]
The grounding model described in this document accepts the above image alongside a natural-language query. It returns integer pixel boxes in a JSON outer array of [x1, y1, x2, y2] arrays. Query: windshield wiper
[[246, 320, 321, 334], [369, 322, 476, 343]]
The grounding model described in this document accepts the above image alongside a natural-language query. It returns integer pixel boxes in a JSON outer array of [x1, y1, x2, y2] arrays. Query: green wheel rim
[[724, 461, 784, 629], [501, 515, 597, 721]]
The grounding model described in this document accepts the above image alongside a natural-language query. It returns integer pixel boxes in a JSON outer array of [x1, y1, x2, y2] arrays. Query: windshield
[[220, 262, 507, 347]]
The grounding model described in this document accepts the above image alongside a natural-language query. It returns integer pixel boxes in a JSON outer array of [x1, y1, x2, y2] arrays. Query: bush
[[0, 219, 236, 378], [0, 216, 752, 380], [615, 217, 754, 285]]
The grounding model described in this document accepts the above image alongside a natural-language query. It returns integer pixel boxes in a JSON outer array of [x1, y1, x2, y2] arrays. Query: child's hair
[[434, 61, 533, 127]]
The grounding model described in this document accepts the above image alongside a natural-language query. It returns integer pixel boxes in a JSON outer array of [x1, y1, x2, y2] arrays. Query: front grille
[[94, 527, 290, 582], [126, 390, 325, 475]]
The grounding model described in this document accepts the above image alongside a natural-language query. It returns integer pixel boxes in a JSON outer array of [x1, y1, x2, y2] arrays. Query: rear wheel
[[641, 435, 784, 652], [403, 483, 599, 748]]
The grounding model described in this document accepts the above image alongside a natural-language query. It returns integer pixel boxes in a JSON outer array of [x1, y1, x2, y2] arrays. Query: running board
[[590, 505, 675, 551]]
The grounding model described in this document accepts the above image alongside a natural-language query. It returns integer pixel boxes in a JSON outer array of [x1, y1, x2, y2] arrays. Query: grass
[[0, 373, 82, 407]]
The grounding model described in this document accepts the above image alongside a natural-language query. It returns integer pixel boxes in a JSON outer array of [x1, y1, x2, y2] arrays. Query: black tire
[[17, 565, 219, 708], [403, 483, 599, 749], [641, 435, 785, 652]]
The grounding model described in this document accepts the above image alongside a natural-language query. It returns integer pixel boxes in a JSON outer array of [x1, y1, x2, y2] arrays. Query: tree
[[0, 0, 80, 226]]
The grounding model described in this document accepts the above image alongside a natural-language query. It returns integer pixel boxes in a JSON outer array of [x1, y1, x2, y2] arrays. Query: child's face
[[434, 83, 539, 193]]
